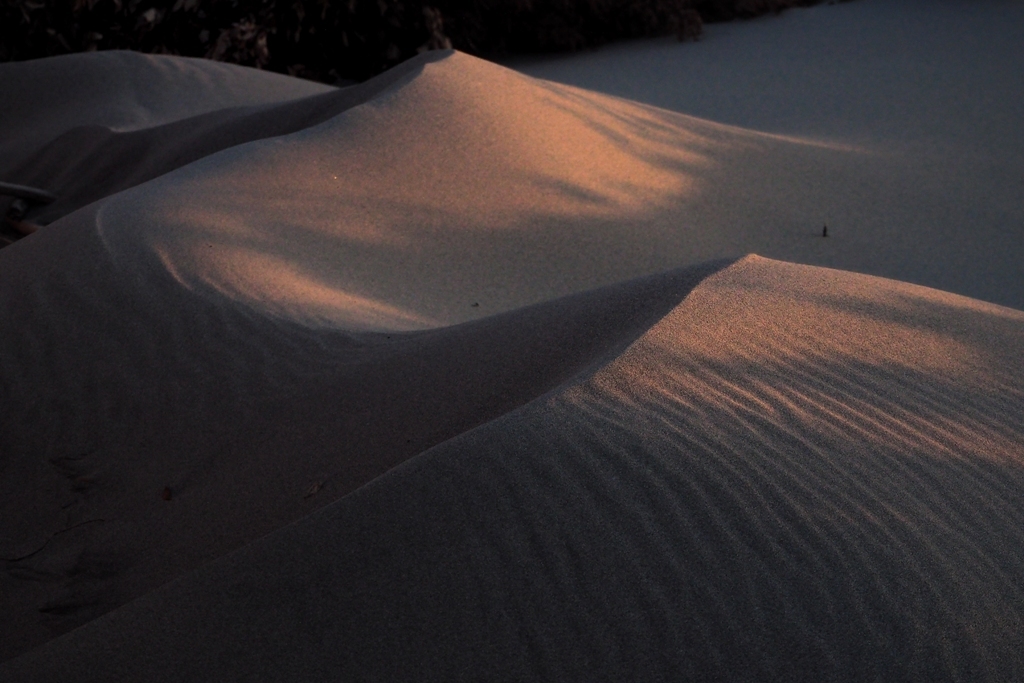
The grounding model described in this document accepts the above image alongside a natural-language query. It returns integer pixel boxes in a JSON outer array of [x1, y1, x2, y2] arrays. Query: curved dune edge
[[6, 46, 1023, 318], [4, 255, 1023, 681], [6, 47, 1022, 322], [0, 197, 729, 661], [0, 50, 334, 178], [9, 52, 441, 226]]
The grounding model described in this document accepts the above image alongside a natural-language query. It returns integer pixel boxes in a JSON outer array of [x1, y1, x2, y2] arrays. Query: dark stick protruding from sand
[[0, 181, 57, 205], [4, 218, 41, 236], [1, 182, 56, 240]]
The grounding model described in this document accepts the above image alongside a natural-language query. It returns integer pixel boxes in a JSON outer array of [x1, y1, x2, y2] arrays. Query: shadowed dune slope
[[0, 50, 333, 178], [0, 188, 729, 660], [8, 53, 443, 224], [3, 255, 1023, 682]]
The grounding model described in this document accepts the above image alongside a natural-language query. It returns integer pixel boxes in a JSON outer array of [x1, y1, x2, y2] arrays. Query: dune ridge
[[3, 256, 1022, 682], [0, 51, 333, 177], [0, 185, 729, 658], [7, 49, 1021, 317], [7, 52, 444, 225]]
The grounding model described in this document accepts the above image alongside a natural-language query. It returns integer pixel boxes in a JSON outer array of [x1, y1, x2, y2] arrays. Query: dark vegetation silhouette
[[0, 0, 848, 83]]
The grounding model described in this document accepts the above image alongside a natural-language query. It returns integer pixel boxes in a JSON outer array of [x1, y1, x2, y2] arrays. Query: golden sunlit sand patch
[[86, 51, 893, 334], [93, 53, 730, 329], [179, 247, 438, 330]]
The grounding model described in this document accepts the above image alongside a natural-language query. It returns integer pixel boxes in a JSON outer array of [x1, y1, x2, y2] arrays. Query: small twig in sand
[[0, 181, 56, 205], [0, 183, 55, 243], [5, 217, 41, 236], [0, 518, 107, 563]]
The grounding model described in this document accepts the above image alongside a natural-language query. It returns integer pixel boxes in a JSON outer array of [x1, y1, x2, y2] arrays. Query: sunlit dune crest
[[320, 57, 717, 219], [12, 47, 1022, 324], [5, 256, 1023, 681], [162, 243, 437, 330], [93, 52, 743, 329], [83, 50, 1023, 329], [581, 256, 1024, 467]]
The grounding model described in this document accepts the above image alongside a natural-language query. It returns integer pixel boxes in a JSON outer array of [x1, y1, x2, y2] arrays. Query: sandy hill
[[1, 1, 1023, 678], [514, 0, 1024, 311], [0, 50, 332, 177], [3, 256, 1023, 681]]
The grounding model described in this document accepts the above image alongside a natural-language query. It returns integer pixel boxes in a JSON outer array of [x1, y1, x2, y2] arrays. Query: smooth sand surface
[[0, 51, 332, 176], [513, 0, 1024, 310], [1, 0, 1023, 679]]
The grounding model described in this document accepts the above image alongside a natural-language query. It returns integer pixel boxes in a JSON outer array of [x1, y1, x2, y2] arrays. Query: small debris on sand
[[6, 218, 41, 236]]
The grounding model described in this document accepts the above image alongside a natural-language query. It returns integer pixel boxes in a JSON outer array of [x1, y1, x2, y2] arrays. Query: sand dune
[[6, 50, 1023, 320], [3, 256, 1023, 682], [7, 55, 438, 225], [0, 51, 332, 177], [2, 0, 1023, 678], [514, 0, 1024, 310], [0, 196, 726, 658]]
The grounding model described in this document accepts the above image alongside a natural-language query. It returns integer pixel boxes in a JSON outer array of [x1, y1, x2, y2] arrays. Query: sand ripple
[[5, 257, 1022, 681]]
